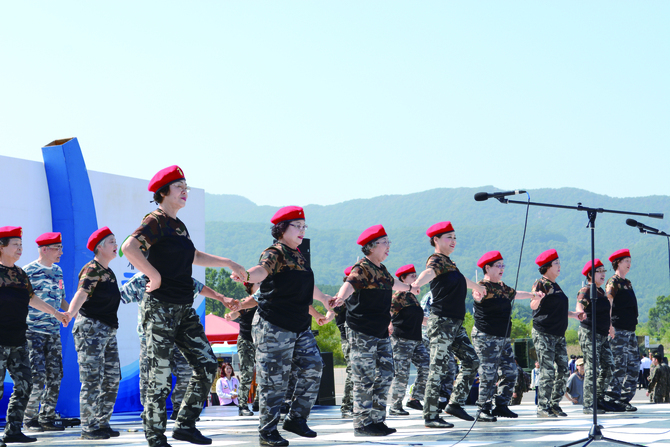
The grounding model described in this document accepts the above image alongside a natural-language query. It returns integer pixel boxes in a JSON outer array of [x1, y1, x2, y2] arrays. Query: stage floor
[[12, 396, 670, 446]]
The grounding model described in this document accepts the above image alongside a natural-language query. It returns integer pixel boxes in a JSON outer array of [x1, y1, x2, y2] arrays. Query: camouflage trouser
[[72, 316, 120, 433], [423, 315, 480, 419], [340, 325, 354, 413], [252, 314, 322, 434], [237, 336, 256, 409], [141, 294, 218, 447], [0, 344, 32, 435], [348, 329, 394, 429], [605, 328, 638, 404], [23, 331, 63, 423], [283, 365, 299, 405], [650, 387, 670, 403], [139, 337, 193, 411], [423, 335, 456, 399], [471, 326, 517, 407], [531, 328, 568, 411], [578, 326, 614, 408], [389, 335, 429, 409]]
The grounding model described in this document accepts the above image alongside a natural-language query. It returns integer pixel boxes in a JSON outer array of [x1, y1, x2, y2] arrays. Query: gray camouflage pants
[[471, 326, 517, 407], [389, 335, 429, 409], [348, 329, 394, 429], [605, 328, 638, 404], [578, 326, 614, 408], [139, 336, 193, 411], [423, 315, 480, 419], [252, 314, 322, 434], [24, 331, 63, 423], [72, 316, 120, 433], [423, 335, 456, 399], [141, 295, 218, 447], [531, 328, 568, 411], [340, 325, 354, 413], [0, 344, 32, 436], [237, 336, 256, 409]]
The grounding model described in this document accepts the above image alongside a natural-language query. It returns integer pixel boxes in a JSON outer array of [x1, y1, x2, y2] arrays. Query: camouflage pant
[[72, 316, 120, 432], [141, 294, 218, 447], [0, 344, 32, 435], [423, 315, 480, 419], [605, 328, 638, 404], [340, 325, 354, 413], [283, 365, 299, 405], [531, 328, 568, 411], [578, 326, 614, 408], [423, 335, 456, 399], [23, 331, 63, 423], [237, 336, 256, 409], [252, 314, 323, 434], [389, 335, 429, 409], [348, 329, 394, 428], [139, 336, 193, 411], [471, 326, 517, 407]]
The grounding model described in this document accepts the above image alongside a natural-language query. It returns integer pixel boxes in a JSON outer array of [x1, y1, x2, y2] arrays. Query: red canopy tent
[[205, 314, 240, 344]]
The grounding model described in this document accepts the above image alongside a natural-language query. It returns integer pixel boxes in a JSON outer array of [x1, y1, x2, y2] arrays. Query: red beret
[[582, 258, 604, 277], [609, 249, 631, 262], [36, 232, 62, 246], [0, 226, 22, 239], [395, 264, 416, 278], [270, 206, 305, 224], [87, 227, 113, 251], [344, 266, 353, 276], [357, 225, 387, 246], [477, 251, 503, 268], [535, 249, 558, 267], [148, 165, 185, 193], [426, 221, 454, 238]]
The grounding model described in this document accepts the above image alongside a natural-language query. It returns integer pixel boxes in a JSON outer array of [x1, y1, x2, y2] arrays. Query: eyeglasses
[[46, 245, 63, 251], [172, 183, 191, 192], [289, 224, 308, 232], [595, 268, 607, 273], [493, 263, 505, 269], [375, 239, 392, 246]]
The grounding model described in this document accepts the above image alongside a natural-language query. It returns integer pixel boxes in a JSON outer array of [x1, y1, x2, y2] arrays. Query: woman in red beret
[[530, 249, 585, 418], [411, 221, 486, 427], [66, 227, 123, 440], [603, 249, 639, 411], [330, 225, 420, 437], [334, 266, 354, 418], [471, 251, 541, 421], [0, 227, 70, 443], [234, 206, 330, 447], [574, 259, 615, 414], [388, 264, 430, 416], [121, 165, 245, 447]]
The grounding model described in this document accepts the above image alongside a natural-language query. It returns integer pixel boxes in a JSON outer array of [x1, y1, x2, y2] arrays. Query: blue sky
[[1, 1, 668, 206]]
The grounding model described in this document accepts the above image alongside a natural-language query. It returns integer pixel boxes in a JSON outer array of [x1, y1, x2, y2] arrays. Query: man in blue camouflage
[[22, 232, 69, 432]]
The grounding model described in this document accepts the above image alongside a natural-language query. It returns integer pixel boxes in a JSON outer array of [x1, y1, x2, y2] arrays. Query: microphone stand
[[490, 196, 662, 447], [629, 226, 670, 287]]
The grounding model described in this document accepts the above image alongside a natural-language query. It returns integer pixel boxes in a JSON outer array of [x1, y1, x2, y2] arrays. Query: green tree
[[205, 268, 247, 318]]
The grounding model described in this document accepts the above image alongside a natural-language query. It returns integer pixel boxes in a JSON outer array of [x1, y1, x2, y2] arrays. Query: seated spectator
[[565, 358, 585, 405]]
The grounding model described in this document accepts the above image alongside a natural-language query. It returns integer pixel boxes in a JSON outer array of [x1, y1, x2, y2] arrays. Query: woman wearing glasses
[[471, 251, 541, 421], [235, 206, 330, 447], [531, 249, 585, 418], [121, 165, 244, 447], [411, 221, 486, 427], [330, 225, 419, 437], [575, 259, 615, 414]]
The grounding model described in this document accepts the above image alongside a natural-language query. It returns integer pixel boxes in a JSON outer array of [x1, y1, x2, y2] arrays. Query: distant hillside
[[205, 187, 670, 322]]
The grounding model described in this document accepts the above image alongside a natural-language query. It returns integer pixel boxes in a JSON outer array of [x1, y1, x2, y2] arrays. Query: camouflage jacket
[[23, 261, 65, 334]]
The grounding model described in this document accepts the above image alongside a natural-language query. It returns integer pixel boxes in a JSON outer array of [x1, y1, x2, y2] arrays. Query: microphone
[[474, 190, 527, 202], [626, 218, 662, 233]]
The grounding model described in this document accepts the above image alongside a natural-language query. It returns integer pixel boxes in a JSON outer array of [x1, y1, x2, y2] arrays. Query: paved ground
[[7, 391, 670, 447]]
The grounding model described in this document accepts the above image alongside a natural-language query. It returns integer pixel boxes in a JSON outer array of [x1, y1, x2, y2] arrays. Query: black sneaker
[[238, 406, 254, 417], [172, 427, 212, 445], [492, 404, 518, 419], [23, 420, 43, 432], [3, 432, 37, 443], [551, 405, 568, 417], [282, 416, 316, 438], [446, 403, 474, 421], [259, 429, 289, 446], [101, 427, 120, 437], [624, 403, 637, 412], [424, 416, 454, 428], [388, 407, 409, 416], [476, 407, 497, 422], [354, 424, 386, 437], [583, 406, 606, 414], [81, 429, 110, 440], [279, 402, 290, 414], [373, 422, 396, 434], [406, 399, 423, 411], [39, 420, 65, 431], [537, 408, 557, 418]]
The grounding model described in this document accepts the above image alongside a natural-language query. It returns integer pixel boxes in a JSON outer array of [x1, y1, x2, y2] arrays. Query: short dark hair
[[271, 221, 291, 240], [612, 257, 629, 272], [361, 241, 375, 256], [538, 264, 550, 275], [481, 261, 496, 276], [153, 183, 171, 204], [220, 362, 235, 377], [0, 238, 10, 248], [429, 233, 448, 247]]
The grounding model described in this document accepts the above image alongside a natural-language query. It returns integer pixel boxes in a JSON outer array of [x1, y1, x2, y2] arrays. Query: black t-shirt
[[77, 260, 121, 329], [345, 258, 394, 339], [0, 264, 33, 346], [474, 279, 516, 337], [426, 253, 467, 320], [606, 275, 638, 332], [532, 277, 568, 336], [578, 284, 611, 336], [391, 291, 423, 341]]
